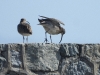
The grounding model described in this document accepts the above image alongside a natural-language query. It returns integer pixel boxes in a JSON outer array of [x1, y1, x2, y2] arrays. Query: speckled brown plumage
[[17, 18, 32, 43], [38, 16, 65, 43]]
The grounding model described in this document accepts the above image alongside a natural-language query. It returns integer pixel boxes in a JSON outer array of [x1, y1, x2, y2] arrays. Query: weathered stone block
[[82, 44, 100, 60], [59, 43, 79, 57], [0, 44, 8, 51], [0, 44, 8, 74], [5, 44, 29, 75], [25, 43, 61, 71], [9, 44, 22, 69], [0, 43, 100, 75], [6, 70, 28, 75], [60, 58, 92, 75]]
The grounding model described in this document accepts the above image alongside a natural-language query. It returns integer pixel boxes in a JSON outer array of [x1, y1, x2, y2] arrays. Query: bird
[[38, 15, 65, 43], [17, 18, 32, 43]]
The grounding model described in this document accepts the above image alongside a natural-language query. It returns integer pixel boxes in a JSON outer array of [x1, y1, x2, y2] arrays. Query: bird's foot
[[44, 38, 49, 44]]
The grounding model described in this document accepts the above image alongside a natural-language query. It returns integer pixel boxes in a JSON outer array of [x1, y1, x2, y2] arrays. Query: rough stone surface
[[25, 43, 61, 72], [67, 61, 91, 75], [10, 44, 22, 68], [81, 44, 100, 61], [5, 70, 28, 75], [0, 44, 7, 51], [59, 43, 79, 57], [0, 43, 100, 75]]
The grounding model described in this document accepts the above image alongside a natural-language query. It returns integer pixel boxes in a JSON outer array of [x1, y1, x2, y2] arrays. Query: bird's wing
[[39, 15, 49, 18], [39, 15, 65, 25], [24, 23, 32, 34], [18, 23, 32, 34], [51, 18, 65, 25]]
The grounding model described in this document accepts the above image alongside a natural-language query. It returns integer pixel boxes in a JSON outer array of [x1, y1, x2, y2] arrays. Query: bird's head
[[20, 18, 26, 23], [61, 27, 65, 35], [20, 18, 30, 24]]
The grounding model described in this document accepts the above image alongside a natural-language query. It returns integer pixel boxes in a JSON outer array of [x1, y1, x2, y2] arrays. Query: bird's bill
[[59, 34, 63, 43], [26, 21, 30, 24]]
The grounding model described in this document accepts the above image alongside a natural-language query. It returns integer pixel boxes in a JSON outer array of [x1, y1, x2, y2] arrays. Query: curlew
[[17, 18, 32, 43], [38, 16, 65, 43]]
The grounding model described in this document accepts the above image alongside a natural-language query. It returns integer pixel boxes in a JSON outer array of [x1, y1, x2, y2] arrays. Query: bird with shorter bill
[[17, 18, 32, 43], [38, 16, 65, 43]]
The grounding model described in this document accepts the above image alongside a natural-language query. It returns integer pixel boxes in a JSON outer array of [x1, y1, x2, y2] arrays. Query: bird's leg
[[23, 36, 25, 43], [59, 34, 63, 43], [50, 35, 52, 43], [26, 36, 28, 43], [44, 31, 49, 43]]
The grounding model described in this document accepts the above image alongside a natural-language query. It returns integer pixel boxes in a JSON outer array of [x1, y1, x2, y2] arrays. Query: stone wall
[[0, 43, 100, 75]]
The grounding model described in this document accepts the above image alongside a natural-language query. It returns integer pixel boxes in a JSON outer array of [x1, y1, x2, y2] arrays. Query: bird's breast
[[43, 26, 60, 35], [19, 33, 32, 36]]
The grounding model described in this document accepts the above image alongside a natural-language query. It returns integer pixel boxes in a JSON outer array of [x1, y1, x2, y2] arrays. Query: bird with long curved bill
[[38, 16, 65, 43], [17, 18, 32, 43]]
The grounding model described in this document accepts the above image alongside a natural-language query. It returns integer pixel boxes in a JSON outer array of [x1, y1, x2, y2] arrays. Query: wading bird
[[38, 16, 65, 43], [17, 18, 32, 43]]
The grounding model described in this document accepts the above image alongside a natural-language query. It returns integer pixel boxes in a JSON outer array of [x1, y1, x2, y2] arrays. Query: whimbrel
[[38, 16, 65, 43], [17, 18, 32, 43]]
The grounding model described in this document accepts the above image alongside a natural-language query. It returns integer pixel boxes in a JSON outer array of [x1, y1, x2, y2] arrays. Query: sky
[[0, 0, 100, 44]]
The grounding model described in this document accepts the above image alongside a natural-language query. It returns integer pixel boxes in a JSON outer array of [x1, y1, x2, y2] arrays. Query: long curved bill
[[59, 34, 63, 43], [26, 21, 30, 24]]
